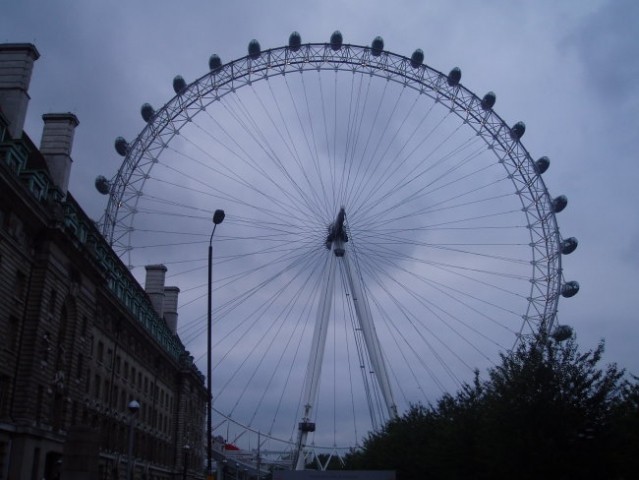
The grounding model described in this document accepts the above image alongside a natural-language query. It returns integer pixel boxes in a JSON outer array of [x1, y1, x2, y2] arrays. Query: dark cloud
[[567, 0, 639, 107]]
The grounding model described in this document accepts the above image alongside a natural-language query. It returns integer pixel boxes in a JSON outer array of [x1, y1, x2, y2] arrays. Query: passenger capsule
[[410, 49, 424, 68], [552, 195, 568, 213], [510, 121, 526, 140], [371, 36, 384, 56], [208, 54, 222, 71], [95, 175, 110, 195], [114, 137, 129, 156], [551, 325, 573, 342], [289, 31, 302, 51], [141, 103, 155, 123], [561, 281, 580, 298], [330, 30, 343, 51], [173, 75, 187, 94], [481, 91, 496, 110], [561, 237, 578, 255], [447, 67, 462, 87], [535, 156, 550, 174], [248, 39, 261, 59]]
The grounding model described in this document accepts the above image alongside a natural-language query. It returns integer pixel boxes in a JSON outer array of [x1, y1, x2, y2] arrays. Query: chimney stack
[[0, 43, 40, 139], [145, 265, 167, 319], [163, 286, 180, 334], [40, 113, 79, 196]]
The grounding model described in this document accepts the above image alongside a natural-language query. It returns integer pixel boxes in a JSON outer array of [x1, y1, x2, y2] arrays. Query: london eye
[[97, 31, 579, 466]]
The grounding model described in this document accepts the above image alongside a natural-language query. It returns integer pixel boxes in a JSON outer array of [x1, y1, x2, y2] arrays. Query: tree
[[344, 335, 632, 480], [344, 404, 435, 478], [344, 376, 487, 479], [607, 375, 639, 478], [479, 337, 625, 479]]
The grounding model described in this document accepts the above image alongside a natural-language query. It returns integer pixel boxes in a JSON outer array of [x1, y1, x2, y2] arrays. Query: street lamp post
[[208, 209, 225, 478], [126, 400, 140, 480], [182, 444, 191, 480]]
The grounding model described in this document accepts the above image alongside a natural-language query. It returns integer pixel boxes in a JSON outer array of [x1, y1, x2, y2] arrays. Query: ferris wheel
[[97, 31, 579, 463]]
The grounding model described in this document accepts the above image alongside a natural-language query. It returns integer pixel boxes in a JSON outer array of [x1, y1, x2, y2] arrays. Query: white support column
[[293, 252, 336, 470], [293, 207, 397, 470], [342, 250, 398, 420]]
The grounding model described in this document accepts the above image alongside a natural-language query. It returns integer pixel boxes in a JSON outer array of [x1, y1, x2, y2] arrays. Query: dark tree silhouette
[[344, 336, 636, 480], [478, 338, 624, 479], [607, 375, 639, 478]]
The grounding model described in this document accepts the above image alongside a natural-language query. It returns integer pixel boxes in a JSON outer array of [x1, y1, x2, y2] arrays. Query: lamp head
[[213, 209, 225, 225], [128, 400, 140, 414]]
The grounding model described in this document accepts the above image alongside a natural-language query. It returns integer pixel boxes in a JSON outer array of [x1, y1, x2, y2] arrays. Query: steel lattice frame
[[102, 41, 563, 341]]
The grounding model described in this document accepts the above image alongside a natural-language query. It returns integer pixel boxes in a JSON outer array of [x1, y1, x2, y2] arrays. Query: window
[[8, 214, 24, 243], [76, 354, 84, 379], [71, 401, 78, 426], [124, 361, 129, 380], [106, 348, 113, 368], [0, 375, 10, 417], [97, 341, 104, 363], [59, 394, 68, 430], [94, 374, 101, 399], [36, 386, 43, 423], [48, 289, 57, 314], [14, 271, 26, 301], [7, 316, 19, 351], [31, 181, 43, 200], [41, 332, 51, 363], [115, 355, 121, 375]]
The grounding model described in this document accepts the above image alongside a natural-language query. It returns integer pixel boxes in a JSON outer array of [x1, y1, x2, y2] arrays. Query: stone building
[[0, 43, 206, 480]]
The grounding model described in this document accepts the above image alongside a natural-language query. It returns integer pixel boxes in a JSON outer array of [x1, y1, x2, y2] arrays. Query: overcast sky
[[4, 0, 639, 450]]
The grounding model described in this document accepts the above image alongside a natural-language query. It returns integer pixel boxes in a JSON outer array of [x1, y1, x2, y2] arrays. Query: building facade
[[0, 44, 207, 480]]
